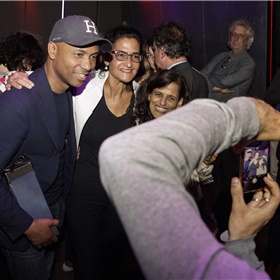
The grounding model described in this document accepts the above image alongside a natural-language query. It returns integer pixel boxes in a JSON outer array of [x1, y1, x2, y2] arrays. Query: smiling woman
[[132, 69, 218, 235], [66, 23, 144, 279], [148, 82, 183, 118], [132, 69, 190, 125]]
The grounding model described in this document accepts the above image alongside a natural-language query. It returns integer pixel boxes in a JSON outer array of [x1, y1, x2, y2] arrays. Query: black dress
[[67, 94, 141, 280]]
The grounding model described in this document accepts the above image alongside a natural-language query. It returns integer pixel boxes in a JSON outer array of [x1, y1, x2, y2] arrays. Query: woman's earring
[[105, 63, 109, 71]]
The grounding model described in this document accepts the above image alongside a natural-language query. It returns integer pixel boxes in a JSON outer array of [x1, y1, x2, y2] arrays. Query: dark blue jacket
[[0, 67, 76, 251]]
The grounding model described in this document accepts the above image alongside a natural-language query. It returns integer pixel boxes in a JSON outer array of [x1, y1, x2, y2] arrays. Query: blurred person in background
[[0, 31, 45, 93]]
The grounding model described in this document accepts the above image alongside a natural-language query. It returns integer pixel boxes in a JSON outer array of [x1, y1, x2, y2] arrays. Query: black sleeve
[[264, 68, 280, 106]]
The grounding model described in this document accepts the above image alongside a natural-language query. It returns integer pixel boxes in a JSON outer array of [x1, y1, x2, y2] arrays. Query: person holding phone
[[99, 96, 280, 280]]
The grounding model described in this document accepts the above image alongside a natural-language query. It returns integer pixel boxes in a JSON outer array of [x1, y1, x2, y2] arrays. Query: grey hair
[[228, 19, 255, 50]]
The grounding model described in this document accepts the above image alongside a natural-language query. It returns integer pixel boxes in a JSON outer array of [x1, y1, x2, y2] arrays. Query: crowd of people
[[0, 14, 280, 280]]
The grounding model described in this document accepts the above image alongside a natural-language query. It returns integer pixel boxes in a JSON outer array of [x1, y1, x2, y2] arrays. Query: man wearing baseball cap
[[0, 15, 112, 279]]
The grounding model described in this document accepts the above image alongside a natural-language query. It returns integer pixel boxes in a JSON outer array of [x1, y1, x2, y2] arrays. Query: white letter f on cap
[[84, 20, 98, 34]]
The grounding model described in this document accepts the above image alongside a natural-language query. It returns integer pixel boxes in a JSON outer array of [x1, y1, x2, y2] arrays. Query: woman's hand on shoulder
[[6, 72, 34, 91]]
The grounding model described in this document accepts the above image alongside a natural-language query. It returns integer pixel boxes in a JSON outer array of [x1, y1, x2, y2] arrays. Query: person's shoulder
[[210, 51, 228, 61], [216, 51, 228, 57], [240, 51, 255, 61], [191, 67, 207, 81], [0, 69, 44, 103], [28, 67, 46, 83], [240, 52, 255, 67], [191, 67, 204, 75], [1, 81, 33, 98], [0, 88, 34, 115], [170, 62, 193, 80]]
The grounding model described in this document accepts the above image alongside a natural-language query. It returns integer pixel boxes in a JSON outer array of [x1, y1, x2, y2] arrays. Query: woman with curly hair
[[0, 31, 45, 93], [0, 31, 45, 71]]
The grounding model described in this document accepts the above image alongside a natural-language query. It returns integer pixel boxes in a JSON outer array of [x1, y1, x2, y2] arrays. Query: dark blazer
[[0, 67, 76, 251], [265, 68, 280, 106], [170, 62, 209, 100]]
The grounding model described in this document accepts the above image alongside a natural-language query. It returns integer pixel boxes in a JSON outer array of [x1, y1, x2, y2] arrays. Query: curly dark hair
[[0, 31, 45, 71], [132, 69, 190, 125], [105, 22, 142, 47], [153, 21, 192, 59], [97, 22, 142, 73]]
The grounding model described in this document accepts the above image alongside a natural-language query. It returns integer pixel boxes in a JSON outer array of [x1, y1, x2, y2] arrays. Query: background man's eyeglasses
[[230, 32, 246, 39], [111, 51, 143, 63]]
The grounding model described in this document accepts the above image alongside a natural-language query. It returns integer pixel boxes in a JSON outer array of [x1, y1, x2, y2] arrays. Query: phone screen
[[240, 141, 269, 193]]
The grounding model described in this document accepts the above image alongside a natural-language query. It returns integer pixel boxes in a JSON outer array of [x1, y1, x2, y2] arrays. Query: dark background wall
[[0, 1, 272, 99], [128, 1, 268, 99], [271, 0, 280, 78]]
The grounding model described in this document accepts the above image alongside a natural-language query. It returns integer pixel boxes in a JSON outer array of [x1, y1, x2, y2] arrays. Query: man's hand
[[24, 218, 59, 249], [228, 175, 280, 241], [5, 72, 34, 91], [212, 86, 234, 94]]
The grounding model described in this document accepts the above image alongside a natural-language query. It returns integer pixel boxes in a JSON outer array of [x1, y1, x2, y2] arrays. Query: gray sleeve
[[221, 231, 265, 271], [210, 57, 255, 89], [99, 97, 269, 279]]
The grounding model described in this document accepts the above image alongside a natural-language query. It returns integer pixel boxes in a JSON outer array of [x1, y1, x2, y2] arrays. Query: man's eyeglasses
[[230, 32, 246, 39], [111, 51, 143, 63]]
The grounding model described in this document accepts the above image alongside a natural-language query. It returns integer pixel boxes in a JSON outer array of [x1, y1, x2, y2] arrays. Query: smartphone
[[240, 141, 269, 193]]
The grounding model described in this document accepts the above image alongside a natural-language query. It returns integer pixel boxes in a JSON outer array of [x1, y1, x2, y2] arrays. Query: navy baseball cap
[[49, 15, 112, 52]]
